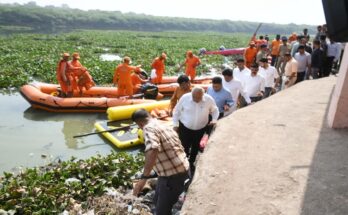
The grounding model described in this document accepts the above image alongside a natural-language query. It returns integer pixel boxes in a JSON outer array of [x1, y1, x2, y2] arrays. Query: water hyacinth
[[0, 30, 249, 88], [0, 152, 144, 214]]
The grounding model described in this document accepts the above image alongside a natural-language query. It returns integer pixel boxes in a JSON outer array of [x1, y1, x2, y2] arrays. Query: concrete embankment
[[182, 77, 348, 215]]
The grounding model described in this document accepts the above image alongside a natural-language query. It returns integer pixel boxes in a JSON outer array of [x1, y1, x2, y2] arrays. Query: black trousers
[[178, 121, 206, 165], [154, 172, 189, 215], [295, 71, 306, 84], [250, 96, 263, 103]]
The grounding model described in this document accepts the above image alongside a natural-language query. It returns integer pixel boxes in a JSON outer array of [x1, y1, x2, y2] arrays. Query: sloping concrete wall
[[328, 43, 348, 128], [181, 77, 348, 215]]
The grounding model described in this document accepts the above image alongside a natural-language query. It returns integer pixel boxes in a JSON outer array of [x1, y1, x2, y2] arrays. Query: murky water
[[0, 90, 141, 174]]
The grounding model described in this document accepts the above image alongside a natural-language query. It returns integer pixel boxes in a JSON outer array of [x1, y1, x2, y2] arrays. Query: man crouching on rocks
[[132, 109, 190, 215]]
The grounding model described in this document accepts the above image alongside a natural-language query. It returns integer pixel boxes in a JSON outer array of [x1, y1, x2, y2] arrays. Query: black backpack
[[140, 83, 158, 99]]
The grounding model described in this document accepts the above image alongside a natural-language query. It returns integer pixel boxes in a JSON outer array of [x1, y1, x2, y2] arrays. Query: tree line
[[0, 2, 316, 35]]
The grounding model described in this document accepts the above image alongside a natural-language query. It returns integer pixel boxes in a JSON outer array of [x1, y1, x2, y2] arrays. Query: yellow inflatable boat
[[94, 121, 144, 149], [107, 100, 170, 121]]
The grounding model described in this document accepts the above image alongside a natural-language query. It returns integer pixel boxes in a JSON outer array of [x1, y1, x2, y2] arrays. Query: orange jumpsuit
[[70, 59, 95, 92], [151, 57, 165, 84], [56, 60, 72, 94], [185, 56, 201, 81], [271, 40, 281, 56], [131, 73, 146, 93], [244, 47, 258, 68], [113, 63, 140, 96]]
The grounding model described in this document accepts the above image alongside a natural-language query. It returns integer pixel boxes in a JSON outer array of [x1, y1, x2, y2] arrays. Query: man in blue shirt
[[207, 76, 234, 119]]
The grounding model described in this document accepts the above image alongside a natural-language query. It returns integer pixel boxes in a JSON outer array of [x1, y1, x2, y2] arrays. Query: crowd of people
[[56, 26, 344, 214], [245, 25, 343, 87]]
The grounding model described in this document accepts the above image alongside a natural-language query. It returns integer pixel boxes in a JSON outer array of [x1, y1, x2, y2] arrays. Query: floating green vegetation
[[0, 30, 249, 88], [0, 152, 144, 214]]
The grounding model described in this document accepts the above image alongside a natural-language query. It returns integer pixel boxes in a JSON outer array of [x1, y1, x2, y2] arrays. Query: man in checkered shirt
[[132, 109, 189, 214]]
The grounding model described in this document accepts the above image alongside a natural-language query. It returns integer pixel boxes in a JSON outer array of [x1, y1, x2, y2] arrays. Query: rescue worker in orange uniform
[[151, 53, 166, 84], [56, 53, 72, 97], [179, 50, 201, 82], [113, 56, 141, 96], [244, 41, 258, 68], [69, 52, 95, 95], [131, 69, 148, 93]]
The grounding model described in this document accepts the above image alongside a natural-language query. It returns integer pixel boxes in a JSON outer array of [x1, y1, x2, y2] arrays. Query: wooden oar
[[73, 123, 137, 138]]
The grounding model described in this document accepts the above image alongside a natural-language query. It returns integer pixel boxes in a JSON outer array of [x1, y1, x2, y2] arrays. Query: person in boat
[[131, 69, 149, 94], [56, 53, 73, 97], [69, 52, 95, 95], [113, 56, 141, 97], [178, 50, 201, 82], [151, 53, 167, 84], [206, 76, 234, 119], [132, 109, 190, 215], [173, 87, 219, 175], [169, 74, 191, 116]]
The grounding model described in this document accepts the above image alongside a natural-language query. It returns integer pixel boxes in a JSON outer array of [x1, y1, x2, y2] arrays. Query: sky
[[1, 0, 326, 25]]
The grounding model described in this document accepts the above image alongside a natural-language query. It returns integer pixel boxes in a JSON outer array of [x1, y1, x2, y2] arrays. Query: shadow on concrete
[[300, 89, 348, 214]]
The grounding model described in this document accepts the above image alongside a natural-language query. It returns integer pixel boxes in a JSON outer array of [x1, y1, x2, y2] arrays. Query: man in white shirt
[[259, 58, 280, 98], [233, 58, 251, 86], [173, 87, 219, 174], [284, 52, 298, 88], [327, 39, 342, 76], [294, 45, 311, 83], [244, 63, 265, 103], [222, 68, 251, 110]]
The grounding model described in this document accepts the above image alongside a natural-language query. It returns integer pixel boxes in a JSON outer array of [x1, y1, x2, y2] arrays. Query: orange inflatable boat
[[157, 83, 210, 96], [20, 82, 157, 113], [155, 76, 213, 84]]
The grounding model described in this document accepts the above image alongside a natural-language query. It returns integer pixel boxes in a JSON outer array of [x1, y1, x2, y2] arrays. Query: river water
[[0, 90, 141, 174]]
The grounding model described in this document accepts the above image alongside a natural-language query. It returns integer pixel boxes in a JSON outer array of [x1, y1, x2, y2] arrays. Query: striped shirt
[[143, 119, 189, 176]]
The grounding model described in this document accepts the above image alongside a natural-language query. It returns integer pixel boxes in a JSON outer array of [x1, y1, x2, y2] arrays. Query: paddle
[[73, 123, 137, 138], [249, 23, 263, 45]]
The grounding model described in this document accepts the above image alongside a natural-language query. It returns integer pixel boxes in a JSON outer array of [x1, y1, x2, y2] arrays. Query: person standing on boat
[[132, 109, 190, 215], [56, 53, 73, 97], [151, 53, 167, 84], [173, 87, 219, 174], [169, 75, 191, 116], [69, 52, 95, 95], [178, 50, 201, 82], [113, 56, 141, 97]]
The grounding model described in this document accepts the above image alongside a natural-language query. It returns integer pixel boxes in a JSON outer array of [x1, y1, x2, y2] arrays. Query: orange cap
[[72, 52, 80, 59], [186, 50, 193, 57], [62, 52, 70, 57]]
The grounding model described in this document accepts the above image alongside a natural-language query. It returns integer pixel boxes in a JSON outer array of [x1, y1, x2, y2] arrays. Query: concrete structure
[[181, 77, 348, 215], [328, 44, 348, 128]]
